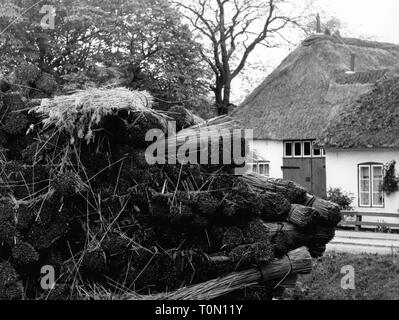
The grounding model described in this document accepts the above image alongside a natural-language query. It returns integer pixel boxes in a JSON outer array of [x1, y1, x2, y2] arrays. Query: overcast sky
[[232, 0, 399, 103], [315, 0, 399, 43]]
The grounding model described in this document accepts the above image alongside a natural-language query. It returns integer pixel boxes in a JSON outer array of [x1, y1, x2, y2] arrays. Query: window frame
[[303, 141, 312, 158], [312, 141, 322, 157], [284, 141, 293, 158], [284, 140, 326, 159], [293, 141, 302, 158], [250, 161, 270, 177], [358, 163, 385, 208]]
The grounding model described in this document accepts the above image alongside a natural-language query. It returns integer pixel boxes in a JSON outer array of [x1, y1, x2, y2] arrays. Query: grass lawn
[[283, 252, 399, 300]]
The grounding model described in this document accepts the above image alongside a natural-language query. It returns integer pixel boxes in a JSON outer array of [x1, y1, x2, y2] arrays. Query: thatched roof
[[233, 34, 399, 140], [321, 74, 399, 149]]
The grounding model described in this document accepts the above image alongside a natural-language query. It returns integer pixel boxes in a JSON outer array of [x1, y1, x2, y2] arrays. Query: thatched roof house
[[322, 73, 399, 215], [235, 34, 399, 198], [234, 34, 399, 141], [322, 73, 399, 149]]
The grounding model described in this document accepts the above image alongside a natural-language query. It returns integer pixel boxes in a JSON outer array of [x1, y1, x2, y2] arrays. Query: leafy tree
[[98, 0, 211, 110], [0, 0, 211, 111]]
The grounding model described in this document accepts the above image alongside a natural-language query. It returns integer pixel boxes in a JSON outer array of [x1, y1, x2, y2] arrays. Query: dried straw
[[151, 115, 248, 165], [242, 173, 307, 204], [114, 246, 312, 300], [32, 88, 154, 143], [287, 204, 319, 229]]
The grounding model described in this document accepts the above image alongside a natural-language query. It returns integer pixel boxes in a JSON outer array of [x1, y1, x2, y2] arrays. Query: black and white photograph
[[0, 0, 399, 308]]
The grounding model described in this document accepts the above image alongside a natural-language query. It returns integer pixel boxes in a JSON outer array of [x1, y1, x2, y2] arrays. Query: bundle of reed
[[241, 173, 307, 204], [242, 220, 312, 255], [164, 105, 203, 131], [305, 195, 341, 227], [308, 243, 327, 258], [126, 109, 171, 148], [124, 247, 312, 300], [258, 191, 291, 221], [313, 227, 336, 243], [33, 88, 157, 144], [287, 204, 319, 229], [150, 116, 249, 167], [260, 221, 312, 249], [189, 115, 240, 130]]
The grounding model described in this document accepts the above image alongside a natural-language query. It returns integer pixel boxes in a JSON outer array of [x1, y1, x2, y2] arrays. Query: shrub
[[383, 160, 398, 195], [326, 188, 354, 211]]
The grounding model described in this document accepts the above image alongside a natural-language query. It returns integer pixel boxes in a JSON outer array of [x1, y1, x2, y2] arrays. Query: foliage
[[0, 0, 210, 113], [376, 222, 392, 234], [326, 188, 354, 211], [283, 252, 399, 300], [383, 160, 398, 195]]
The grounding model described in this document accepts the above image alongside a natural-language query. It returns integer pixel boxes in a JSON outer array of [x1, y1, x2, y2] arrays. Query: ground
[[283, 252, 399, 300]]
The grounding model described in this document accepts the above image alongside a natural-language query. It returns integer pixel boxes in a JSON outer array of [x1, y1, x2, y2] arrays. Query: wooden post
[[351, 53, 356, 72], [355, 214, 361, 231]]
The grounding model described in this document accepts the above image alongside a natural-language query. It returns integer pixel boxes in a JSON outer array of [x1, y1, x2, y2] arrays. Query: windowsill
[[283, 156, 325, 159], [359, 206, 385, 209]]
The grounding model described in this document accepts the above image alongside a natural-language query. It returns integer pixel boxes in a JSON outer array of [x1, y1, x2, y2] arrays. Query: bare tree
[[174, 0, 306, 115]]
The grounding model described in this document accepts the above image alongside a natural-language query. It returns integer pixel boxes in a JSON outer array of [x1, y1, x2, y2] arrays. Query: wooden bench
[[339, 211, 399, 231]]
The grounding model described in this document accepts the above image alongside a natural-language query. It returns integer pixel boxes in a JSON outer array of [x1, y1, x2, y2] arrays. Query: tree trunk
[[215, 79, 231, 116], [214, 77, 224, 116], [222, 78, 231, 114]]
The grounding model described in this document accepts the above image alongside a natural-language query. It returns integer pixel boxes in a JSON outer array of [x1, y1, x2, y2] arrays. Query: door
[[282, 157, 326, 198]]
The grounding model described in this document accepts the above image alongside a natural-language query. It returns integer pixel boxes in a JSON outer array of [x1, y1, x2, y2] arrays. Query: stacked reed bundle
[[241, 173, 308, 203], [141, 247, 312, 300], [243, 172, 341, 258], [149, 115, 249, 172], [164, 105, 203, 131], [0, 90, 341, 301]]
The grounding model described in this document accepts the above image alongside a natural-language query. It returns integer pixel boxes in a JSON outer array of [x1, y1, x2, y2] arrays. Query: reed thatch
[[233, 34, 399, 140], [322, 74, 399, 149]]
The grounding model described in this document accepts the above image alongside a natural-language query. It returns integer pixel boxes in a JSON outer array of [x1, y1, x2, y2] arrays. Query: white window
[[250, 162, 270, 177], [303, 141, 312, 157], [284, 142, 293, 157], [285, 141, 325, 158], [293, 142, 302, 157], [312, 142, 325, 158], [359, 164, 384, 208]]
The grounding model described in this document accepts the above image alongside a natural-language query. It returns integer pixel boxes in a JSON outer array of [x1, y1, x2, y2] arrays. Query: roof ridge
[[302, 34, 399, 51]]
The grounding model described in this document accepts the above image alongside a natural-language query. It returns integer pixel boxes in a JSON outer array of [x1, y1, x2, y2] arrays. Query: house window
[[303, 141, 312, 157], [284, 140, 325, 158], [359, 164, 384, 208], [284, 142, 293, 157], [294, 142, 302, 157], [313, 148, 321, 156], [250, 162, 270, 177]]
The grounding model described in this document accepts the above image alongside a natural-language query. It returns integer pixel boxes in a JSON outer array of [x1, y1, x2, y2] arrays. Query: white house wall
[[250, 140, 284, 178], [326, 149, 399, 223]]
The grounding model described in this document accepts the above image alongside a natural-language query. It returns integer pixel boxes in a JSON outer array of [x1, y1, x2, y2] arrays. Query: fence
[[339, 211, 399, 231]]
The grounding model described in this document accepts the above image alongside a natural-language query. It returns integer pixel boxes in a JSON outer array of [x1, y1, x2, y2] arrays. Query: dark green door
[[282, 158, 326, 198]]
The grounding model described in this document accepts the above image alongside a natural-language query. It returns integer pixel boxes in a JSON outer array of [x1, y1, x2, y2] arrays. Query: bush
[[383, 161, 398, 195], [326, 188, 354, 211]]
